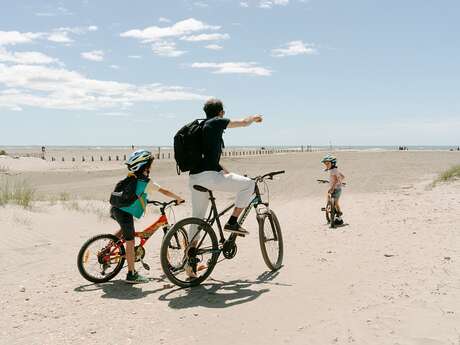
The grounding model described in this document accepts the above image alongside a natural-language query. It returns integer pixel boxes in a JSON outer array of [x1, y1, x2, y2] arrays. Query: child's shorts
[[110, 207, 135, 241], [331, 188, 342, 199]]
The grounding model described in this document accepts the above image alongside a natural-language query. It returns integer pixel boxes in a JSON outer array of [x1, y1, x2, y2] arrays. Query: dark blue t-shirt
[[190, 117, 230, 174]]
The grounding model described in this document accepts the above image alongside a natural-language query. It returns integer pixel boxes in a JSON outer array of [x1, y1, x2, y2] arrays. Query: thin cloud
[[152, 41, 186, 57], [120, 18, 220, 43], [205, 44, 223, 50], [240, 2, 249, 7], [81, 50, 105, 61], [128, 55, 142, 59], [35, 6, 73, 17], [259, 0, 289, 8], [0, 27, 98, 46], [47, 26, 98, 43], [0, 63, 207, 111], [193, 1, 209, 7], [181, 33, 230, 42], [271, 40, 317, 57], [190, 62, 272, 76], [0, 48, 60, 65], [0, 31, 42, 46], [100, 111, 131, 117], [47, 32, 73, 43], [159, 17, 171, 23]]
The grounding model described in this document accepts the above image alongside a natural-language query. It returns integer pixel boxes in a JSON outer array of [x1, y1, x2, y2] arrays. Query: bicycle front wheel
[[258, 210, 284, 271], [325, 201, 332, 223], [329, 198, 336, 228], [161, 217, 219, 288], [77, 234, 125, 283]]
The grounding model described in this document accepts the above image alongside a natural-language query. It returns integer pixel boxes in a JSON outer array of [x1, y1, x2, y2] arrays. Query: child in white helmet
[[110, 149, 184, 284], [321, 154, 345, 225]]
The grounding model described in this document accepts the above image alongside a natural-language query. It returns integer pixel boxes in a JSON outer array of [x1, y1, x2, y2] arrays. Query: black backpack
[[109, 175, 138, 208], [173, 119, 206, 174]]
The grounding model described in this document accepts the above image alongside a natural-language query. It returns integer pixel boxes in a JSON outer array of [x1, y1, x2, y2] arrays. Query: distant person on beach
[[109, 149, 184, 284], [321, 154, 345, 226], [189, 98, 262, 237]]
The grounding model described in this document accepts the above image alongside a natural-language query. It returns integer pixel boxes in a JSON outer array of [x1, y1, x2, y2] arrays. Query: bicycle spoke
[[77, 235, 126, 283], [161, 218, 220, 287], [195, 230, 208, 250]]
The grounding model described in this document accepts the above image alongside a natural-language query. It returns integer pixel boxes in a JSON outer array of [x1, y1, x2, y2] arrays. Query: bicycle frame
[[201, 181, 266, 244], [111, 202, 174, 251]]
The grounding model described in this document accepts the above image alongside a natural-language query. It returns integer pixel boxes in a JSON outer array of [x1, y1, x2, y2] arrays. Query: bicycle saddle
[[193, 185, 211, 193]]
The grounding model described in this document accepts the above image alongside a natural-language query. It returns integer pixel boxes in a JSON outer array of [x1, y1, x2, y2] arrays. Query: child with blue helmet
[[321, 154, 345, 225], [110, 149, 184, 284]]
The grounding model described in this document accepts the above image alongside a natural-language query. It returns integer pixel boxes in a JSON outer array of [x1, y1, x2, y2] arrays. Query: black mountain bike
[[317, 179, 345, 228], [160, 171, 285, 288]]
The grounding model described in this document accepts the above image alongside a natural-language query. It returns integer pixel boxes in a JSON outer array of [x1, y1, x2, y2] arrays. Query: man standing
[[189, 98, 263, 236]]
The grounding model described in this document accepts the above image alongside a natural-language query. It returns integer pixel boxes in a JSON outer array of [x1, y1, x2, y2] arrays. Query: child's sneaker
[[334, 217, 344, 226], [125, 271, 149, 284]]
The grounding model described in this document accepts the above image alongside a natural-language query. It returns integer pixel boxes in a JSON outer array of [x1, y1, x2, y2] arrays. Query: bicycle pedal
[[141, 261, 150, 271], [321, 207, 326, 211]]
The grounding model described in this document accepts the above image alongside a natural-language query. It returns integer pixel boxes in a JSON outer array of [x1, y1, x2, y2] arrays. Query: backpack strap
[[138, 194, 146, 211]]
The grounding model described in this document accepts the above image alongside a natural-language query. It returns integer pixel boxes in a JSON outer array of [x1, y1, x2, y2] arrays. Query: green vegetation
[[0, 150, 7, 156], [0, 178, 36, 208], [433, 165, 460, 186], [59, 192, 70, 202]]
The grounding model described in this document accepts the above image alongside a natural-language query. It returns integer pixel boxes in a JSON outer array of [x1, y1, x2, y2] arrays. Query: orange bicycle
[[77, 200, 186, 283]]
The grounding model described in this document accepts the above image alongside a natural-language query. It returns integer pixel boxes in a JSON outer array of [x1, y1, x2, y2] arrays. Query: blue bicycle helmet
[[321, 153, 337, 165], [125, 149, 153, 172]]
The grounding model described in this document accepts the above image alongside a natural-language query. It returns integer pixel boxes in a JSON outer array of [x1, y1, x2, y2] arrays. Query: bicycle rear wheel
[[161, 218, 219, 288], [259, 210, 284, 271], [77, 234, 125, 283]]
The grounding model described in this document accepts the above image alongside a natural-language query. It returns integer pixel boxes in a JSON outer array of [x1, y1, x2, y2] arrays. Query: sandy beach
[[1, 150, 460, 345]]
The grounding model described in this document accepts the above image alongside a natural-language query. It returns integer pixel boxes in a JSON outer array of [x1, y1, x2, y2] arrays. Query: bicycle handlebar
[[253, 170, 285, 181], [147, 200, 184, 207], [317, 179, 346, 186]]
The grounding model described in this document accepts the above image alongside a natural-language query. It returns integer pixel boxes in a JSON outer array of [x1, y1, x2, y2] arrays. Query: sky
[[0, 0, 459, 146]]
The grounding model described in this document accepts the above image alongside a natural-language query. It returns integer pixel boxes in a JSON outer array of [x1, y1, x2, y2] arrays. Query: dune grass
[[0, 178, 36, 208], [0, 150, 7, 156], [433, 165, 460, 186]]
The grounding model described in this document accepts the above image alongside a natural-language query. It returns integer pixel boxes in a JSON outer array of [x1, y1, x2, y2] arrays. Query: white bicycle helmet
[[125, 149, 152, 172]]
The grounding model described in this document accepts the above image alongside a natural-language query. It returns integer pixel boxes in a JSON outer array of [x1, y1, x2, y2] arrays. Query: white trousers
[[188, 171, 255, 241]]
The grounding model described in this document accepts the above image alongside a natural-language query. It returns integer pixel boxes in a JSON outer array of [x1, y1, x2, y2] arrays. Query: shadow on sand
[[74, 270, 290, 304], [74, 276, 172, 300], [158, 270, 291, 309]]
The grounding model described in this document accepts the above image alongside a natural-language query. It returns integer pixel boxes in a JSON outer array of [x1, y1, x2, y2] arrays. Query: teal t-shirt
[[120, 179, 149, 219]]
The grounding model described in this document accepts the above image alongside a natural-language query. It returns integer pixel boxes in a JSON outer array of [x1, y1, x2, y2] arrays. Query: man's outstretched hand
[[252, 114, 263, 123]]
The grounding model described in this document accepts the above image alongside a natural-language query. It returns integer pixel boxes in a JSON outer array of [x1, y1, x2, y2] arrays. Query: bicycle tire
[[325, 201, 332, 223], [329, 198, 336, 229], [77, 234, 125, 283], [160, 217, 219, 288], [259, 210, 284, 271]]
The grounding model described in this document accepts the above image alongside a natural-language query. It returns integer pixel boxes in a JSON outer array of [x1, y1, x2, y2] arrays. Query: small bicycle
[[317, 179, 346, 228], [77, 200, 183, 283], [160, 171, 285, 288]]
